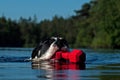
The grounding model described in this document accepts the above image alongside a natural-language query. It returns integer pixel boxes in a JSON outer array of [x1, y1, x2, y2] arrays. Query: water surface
[[0, 48, 120, 80]]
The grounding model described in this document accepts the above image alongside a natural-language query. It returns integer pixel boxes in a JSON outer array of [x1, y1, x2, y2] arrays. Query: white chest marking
[[39, 41, 59, 60]]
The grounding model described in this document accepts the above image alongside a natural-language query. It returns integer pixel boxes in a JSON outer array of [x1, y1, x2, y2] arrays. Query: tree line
[[0, 0, 120, 49]]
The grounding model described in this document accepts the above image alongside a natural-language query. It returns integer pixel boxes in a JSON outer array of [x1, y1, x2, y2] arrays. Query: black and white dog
[[31, 37, 69, 61]]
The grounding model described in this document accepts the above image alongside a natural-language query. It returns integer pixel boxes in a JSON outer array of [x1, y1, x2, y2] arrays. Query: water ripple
[[0, 56, 30, 62]]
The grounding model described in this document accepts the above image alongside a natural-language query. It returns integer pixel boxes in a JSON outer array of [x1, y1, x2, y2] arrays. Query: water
[[0, 48, 120, 80]]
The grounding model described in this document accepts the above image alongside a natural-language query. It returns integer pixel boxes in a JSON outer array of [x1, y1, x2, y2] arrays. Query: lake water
[[0, 48, 120, 80]]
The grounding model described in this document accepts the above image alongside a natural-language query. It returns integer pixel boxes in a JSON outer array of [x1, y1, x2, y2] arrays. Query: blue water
[[0, 48, 120, 80]]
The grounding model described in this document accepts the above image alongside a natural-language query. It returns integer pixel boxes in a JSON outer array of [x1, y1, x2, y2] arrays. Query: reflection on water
[[31, 61, 85, 80], [36, 70, 81, 80], [32, 61, 85, 70], [32, 61, 85, 80], [0, 48, 120, 80]]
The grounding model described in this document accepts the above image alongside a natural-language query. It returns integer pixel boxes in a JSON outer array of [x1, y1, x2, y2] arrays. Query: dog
[[31, 37, 69, 61]]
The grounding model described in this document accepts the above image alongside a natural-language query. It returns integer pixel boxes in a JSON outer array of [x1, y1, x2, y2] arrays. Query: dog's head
[[51, 37, 69, 50], [31, 37, 69, 60]]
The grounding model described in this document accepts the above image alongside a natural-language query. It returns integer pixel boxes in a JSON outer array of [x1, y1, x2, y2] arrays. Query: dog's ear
[[31, 40, 45, 59], [31, 44, 42, 59], [31, 48, 38, 59]]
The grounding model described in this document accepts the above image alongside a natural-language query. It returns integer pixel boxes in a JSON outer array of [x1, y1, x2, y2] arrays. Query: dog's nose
[[61, 46, 68, 51]]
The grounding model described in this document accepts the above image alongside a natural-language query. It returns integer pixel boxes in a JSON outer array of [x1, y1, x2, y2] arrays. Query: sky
[[0, 0, 90, 22]]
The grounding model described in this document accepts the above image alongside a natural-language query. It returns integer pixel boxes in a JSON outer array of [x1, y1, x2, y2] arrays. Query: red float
[[51, 49, 86, 63]]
